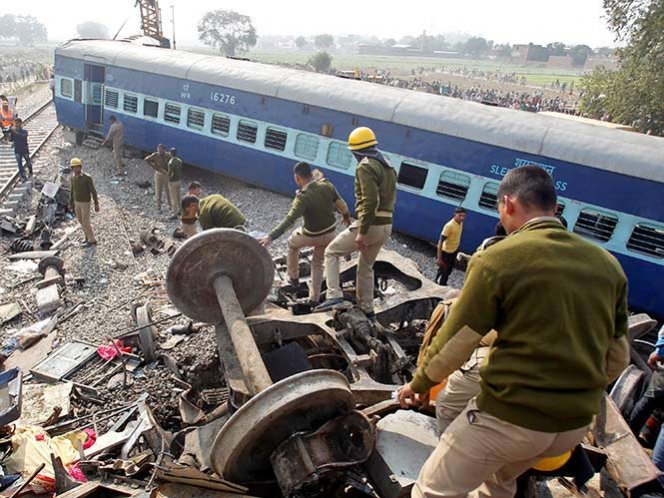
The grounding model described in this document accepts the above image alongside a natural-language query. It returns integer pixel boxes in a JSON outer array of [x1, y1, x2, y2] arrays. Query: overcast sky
[[11, 0, 617, 47]]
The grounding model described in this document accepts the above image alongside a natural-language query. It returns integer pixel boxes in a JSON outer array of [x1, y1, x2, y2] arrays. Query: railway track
[[0, 100, 59, 207]]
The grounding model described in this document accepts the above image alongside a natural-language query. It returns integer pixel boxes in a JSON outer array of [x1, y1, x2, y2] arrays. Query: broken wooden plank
[[8, 250, 58, 260], [591, 394, 662, 492]]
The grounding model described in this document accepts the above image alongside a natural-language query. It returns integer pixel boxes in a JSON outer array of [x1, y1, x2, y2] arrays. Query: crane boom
[[135, 0, 170, 47]]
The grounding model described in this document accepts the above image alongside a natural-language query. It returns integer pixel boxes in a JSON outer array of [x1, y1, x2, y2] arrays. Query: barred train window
[[556, 201, 566, 216], [479, 182, 499, 209], [211, 114, 230, 136], [91, 84, 102, 105], [187, 108, 205, 129], [627, 223, 664, 259], [437, 171, 470, 201], [398, 162, 428, 190], [164, 103, 181, 124], [237, 121, 258, 143], [123, 94, 138, 113], [573, 208, 618, 242], [294, 134, 319, 160], [104, 89, 119, 109], [144, 99, 159, 118], [326, 142, 353, 170], [60, 79, 73, 98], [265, 127, 288, 151]]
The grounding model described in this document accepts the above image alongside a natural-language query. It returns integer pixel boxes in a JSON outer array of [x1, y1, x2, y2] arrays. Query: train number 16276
[[210, 92, 236, 105]]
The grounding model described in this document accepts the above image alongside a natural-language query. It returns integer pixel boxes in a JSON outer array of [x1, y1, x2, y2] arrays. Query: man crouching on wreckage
[[397, 165, 630, 498]]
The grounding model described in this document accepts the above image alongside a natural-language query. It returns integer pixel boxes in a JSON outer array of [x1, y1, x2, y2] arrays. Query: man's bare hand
[[355, 233, 368, 252], [396, 382, 423, 409], [258, 236, 272, 247], [94, 204, 100, 213], [648, 352, 663, 368]]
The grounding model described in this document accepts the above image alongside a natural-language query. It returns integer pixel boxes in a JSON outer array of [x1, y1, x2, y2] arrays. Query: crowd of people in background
[[0, 58, 50, 92]]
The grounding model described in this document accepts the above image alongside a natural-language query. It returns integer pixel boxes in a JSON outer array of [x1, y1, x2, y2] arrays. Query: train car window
[[237, 121, 258, 143], [627, 223, 664, 259], [573, 208, 618, 242], [436, 171, 470, 201], [398, 162, 428, 190], [326, 142, 353, 170], [294, 134, 319, 160], [123, 95, 138, 114], [265, 128, 288, 151], [144, 99, 159, 119], [74, 80, 83, 103], [104, 89, 119, 109], [556, 201, 566, 216], [478, 182, 499, 209], [187, 108, 205, 130], [164, 103, 181, 124], [211, 114, 231, 136], [60, 78, 73, 99]]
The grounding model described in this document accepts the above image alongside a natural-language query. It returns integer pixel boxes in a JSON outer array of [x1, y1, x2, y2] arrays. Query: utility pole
[[171, 4, 176, 50]]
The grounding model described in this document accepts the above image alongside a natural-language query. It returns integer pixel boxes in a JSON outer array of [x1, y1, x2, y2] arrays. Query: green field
[[245, 50, 584, 87]]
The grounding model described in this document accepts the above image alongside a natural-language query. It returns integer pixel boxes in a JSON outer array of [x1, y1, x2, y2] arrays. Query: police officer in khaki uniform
[[315, 127, 397, 319], [259, 162, 350, 303], [69, 158, 99, 247], [144, 144, 172, 211]]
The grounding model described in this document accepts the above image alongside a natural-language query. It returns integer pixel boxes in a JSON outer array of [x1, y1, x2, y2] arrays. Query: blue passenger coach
[[54, 40, 664, 317]]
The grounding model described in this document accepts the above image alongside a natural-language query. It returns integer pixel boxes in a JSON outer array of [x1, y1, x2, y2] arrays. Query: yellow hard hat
[[348, 127, 378, 151], [70, 157, 83, 167], [532, 451, 572, 472]]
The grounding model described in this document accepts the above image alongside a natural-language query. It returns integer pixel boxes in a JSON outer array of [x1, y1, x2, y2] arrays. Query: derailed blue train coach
[[54, 40, 664, 317]]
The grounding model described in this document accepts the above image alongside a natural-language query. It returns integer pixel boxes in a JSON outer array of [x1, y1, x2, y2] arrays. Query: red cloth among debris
[[82, 428, 96, 449], [97, 340, 131, 361]]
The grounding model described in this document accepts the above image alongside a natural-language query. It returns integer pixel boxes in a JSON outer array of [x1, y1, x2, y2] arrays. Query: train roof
[[56, 40, 664, 184]]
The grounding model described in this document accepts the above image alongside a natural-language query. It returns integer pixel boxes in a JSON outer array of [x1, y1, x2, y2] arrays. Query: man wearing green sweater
[[259, 162, 350, 303], [180, 194, 246, 231], [397, 165, 629, 498], [69, 157, 99, 247], [315, 127, 397, 318]]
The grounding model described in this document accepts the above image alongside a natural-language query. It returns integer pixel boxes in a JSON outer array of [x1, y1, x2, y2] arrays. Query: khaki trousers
[[181, 220, 198, 238], [154, 172, 171, 210], [74, 201, 96, 243], [112, 144, 123, 172], [413, 399, 588, 498], [287, 229, 336, 301], [324, 223, 392, 313], [168, 181, 182, 215], [436, 346, 490, 433]]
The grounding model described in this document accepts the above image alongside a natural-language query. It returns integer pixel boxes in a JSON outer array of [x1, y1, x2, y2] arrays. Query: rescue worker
[[1, 99, 14, 139], [68, 158, 99, 247], [315, 127, 397, 319], [8, 118, 32, 181], [181, 194, 246, 231], [177, 182, 203, 238], [397, 165, 629, 498], [259, 162, 351, 303], [144, 144, 172, 212], [435, 207, 466, 286], [167, 148, 183, 218], [102, 116, 124, 174]]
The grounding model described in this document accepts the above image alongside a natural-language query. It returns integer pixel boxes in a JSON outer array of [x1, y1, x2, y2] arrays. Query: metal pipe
[[213, 275, 272, 395]]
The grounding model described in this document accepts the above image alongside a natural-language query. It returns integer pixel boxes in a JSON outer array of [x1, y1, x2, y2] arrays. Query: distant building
[[357, 44, 461, 58], [512, 43, 549, 63]]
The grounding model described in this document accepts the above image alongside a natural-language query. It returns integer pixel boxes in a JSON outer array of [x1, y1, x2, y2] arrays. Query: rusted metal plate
[[211, 369, 353, 484], [167, 229, 273, 323], [592, 395, 662, 492]]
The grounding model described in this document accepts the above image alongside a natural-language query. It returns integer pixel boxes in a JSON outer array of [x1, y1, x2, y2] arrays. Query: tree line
[[0, 14, 47, 46]]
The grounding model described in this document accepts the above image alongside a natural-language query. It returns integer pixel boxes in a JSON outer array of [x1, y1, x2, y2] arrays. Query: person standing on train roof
[[181, 193, 246, 231], [259, 162, 351, 304], [435, 207, 467, 286], [102, 115, 124, 175], [315, 127, 397, 320], [8, 118, 32, 182], [69, 158, 99, 248], [396, 165, 630, 498], [144, 144, 172, 212], [167, 148, 183, 219]]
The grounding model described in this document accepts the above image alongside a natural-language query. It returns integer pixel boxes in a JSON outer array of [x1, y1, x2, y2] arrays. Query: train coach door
[[83, 64, 105, 132]]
